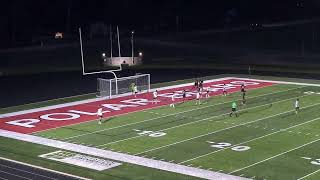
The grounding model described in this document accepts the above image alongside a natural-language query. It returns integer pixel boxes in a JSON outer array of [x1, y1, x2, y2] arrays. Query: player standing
[[229, 102, 238, 117], [182, 89, 187, 102], [205, 88, 210, 98], [223, 84, 227, 96], [196, 90, 201, 105], [241, 84, 246, 105], [133, 84, 138, 97], [295, 98, 300, 114], [153, 90, 158, 104], [97, 106, 103, 124], [170, 92, 175, 108]]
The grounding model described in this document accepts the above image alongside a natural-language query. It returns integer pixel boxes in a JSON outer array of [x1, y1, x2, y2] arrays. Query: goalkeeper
[[130, 83, 135, 95]]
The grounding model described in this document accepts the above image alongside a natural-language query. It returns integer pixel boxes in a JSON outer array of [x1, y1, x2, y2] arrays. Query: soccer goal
[[97, 74, 150, 98]]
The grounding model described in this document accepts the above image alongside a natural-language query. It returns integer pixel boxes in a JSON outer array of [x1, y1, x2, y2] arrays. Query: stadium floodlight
[[131, 30, 134, 62], [139, 52, 143, 56], [102, 53, 106, 58]]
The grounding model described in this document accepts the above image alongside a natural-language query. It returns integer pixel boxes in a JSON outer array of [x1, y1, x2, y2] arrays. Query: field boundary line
[[105, 93, 308, 153], [297, 168, 320, 180], [0, 77, 232, 118], [232, 77, 320, 87], [0, 157, 90, 180], [0, 130, 249, 180], [63, 84, 297, 140], [230, 137, 320, 174], [179, 105, 320, 164]]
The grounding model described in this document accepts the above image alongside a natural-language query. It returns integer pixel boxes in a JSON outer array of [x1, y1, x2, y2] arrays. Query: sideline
[[0, 130, 249, 180]]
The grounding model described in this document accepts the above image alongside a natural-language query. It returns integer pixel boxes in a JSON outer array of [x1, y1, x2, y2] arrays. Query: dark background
[[2, 0, 320, 108]]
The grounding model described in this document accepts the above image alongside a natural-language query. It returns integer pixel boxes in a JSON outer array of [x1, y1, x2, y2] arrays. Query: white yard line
[[131, 94, 311, 155], [297, 169, 320, 180], [179, 107, 320, 164], [0, 130, 249, 180], [230, 138, 320, 174], [64, 85, 301, 141], [0, 157, 90, 180]]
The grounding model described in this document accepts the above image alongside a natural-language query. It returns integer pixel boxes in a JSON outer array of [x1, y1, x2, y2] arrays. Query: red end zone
[[0, 78, 273, 134]]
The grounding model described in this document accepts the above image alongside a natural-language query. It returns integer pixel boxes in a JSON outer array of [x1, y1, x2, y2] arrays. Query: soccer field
[[2, 77, 320, 180]]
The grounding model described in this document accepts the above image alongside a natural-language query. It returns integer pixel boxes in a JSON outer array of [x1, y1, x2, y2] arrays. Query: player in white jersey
[[205, 88, 210, 98], [97, 107, 103, 124], [295, 98, 300, 114], [222, 84, 227, 96], [153, 90, 158, 104], [196, 91, 201, 105], [170, 93, 175, 108]]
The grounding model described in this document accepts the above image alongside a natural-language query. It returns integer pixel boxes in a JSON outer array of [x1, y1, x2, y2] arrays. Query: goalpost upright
[[79, 25, 150, 98]]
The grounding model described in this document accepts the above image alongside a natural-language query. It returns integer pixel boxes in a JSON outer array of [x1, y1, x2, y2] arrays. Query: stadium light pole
[[131, 30, 134, 63]]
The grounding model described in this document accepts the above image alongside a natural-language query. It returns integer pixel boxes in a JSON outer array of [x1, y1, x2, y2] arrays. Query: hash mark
[[301, 157, 312, 160]]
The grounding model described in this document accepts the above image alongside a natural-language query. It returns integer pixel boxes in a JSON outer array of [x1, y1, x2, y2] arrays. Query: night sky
[[1, 0, 320, 48]]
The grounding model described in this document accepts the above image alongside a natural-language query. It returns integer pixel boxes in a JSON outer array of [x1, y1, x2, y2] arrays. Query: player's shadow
[[102, 117, 115, 123]]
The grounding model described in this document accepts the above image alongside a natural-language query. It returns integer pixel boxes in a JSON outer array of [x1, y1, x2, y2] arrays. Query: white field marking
[[31, 82, 299, 135], [301, 157, 312, 160], [63, 84, 297, 141], [230, 138, 320, 174], [231, 77, 320, 87], [297, 168, 320, 180], [0, 157, 91, 180], [0, 164, 57, 180], [0, 77, 232, 118], [0, 130, 248, 180], [103, 93, 310, 151], [179, 106, 320, 164], [0, 170, 31, 180], [99, 95, 300, 147]]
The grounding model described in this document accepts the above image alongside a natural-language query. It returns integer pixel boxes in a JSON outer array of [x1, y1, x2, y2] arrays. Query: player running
[[152, 90, 158, 104], [222, 84, 227, 96], [170, 92, 175, 108], [241, 84, 246, 105], [295, 98, 300, 114], [229, 101, 238, 117], [97, 106, 103, 124]]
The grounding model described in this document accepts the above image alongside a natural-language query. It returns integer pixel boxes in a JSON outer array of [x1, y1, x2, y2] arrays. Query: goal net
[[97, 74, 150, 98]]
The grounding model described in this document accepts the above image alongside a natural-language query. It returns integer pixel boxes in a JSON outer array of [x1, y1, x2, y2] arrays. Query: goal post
[[97, 74, 150, 98]]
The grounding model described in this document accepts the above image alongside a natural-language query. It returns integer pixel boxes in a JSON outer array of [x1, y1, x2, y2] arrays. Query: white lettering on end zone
[[6, 119, 40, 128], [1, 79, 268, 132], [121, 99, 151, 105], [40, 113, 80, 121]]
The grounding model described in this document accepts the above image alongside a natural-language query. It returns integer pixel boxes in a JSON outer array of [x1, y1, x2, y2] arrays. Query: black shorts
[[232, 108, 236, 112], [295, 107, 299, 110]]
